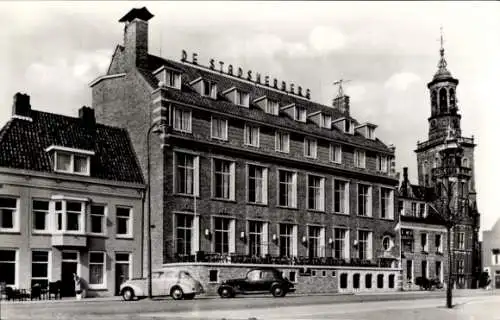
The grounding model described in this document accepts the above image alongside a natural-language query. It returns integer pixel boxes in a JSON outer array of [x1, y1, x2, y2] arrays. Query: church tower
[[415, 30, 480, 289]]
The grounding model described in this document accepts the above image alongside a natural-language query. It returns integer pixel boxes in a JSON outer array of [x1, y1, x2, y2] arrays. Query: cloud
[[309, 26, 347, 54], [345, 84, 367, 102], [384, 72, 420, 91]]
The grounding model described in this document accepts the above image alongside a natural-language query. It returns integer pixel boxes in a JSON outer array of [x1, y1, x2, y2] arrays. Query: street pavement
[[1, 290, 499, 320]]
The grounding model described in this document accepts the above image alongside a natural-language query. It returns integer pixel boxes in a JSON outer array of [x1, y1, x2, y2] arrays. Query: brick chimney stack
[[119, 7, 154, 71], [12, 92, 31, 118], [79, 106, 96, 126], [332, 95, 350, 115]]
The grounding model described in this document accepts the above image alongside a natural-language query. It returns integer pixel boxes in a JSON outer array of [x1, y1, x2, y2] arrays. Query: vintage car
[[119, 269, 204, 301], [217, 267, 295, 298]]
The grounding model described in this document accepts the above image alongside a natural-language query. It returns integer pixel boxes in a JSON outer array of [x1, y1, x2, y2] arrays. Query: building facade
[[482, 218, 500, 289], [90, 7, 402, 294], [397, 167, 448, 291], [0, 94, 145, 297], [414, 38, 480, 288]]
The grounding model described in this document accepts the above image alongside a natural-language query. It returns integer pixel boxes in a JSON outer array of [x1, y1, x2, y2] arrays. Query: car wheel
[[122, 288, 135, 301], [171, 287, 184, 300], [184, 293, 195, 300], [219, 287, 233, 298], [272, 286, 285, 297]]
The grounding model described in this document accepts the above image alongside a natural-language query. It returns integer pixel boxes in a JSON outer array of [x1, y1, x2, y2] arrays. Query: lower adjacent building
[[397, 167, 448, 290], [0, 93, 145, 297], [482, 218, 500, 289]]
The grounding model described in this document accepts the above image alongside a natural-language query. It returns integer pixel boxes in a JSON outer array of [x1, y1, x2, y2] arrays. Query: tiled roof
[[398, 181, 435, 202], [400, 206, 447, 226], [130, 48, 394, 153], [0, 110, 144, 184]]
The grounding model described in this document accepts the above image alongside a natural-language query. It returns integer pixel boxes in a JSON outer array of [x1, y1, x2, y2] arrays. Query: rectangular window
[[308, 226, 322, 258], [235, 90, 249, 107], [90, 204, 106, 234], [89, 251, 105, 287], [173, 107, 192, 133], [367, 127, 375, 140], [211, 117, 228, 140], [358, 230, 371, 260], [248, 221, 263, 257], [436, 261, 442, 281], [116, 207, 132, 237], [421, 260, 427, 278], [31, 251, 49, 287], [244, 124, 260, 147], [354, 150, 366, 168], [330, 144, 342, 163], [0, 197, 18, 231], [175, 153, 199, 195], [457, 232, 465, 249], [176, 214, 193, 255], [278, 170, 297, 208], [418, 203, 426, 218], [0, 250, 16, 286], [307, 175, 324, 211], [345, 120, 352, 134], [376, 155, 388, 172], [54, 152, 90, 175], [115, 253, 131, 284], [421, 233, 428, 252], [279, 224, 294, 257], [333, 180, 348, 214], [166, 70, 181, 89], [304, 138, 317, 158], [56, 152, 71, 172], [295, 107, 307, 122], [406, 260, 413, 282], [321, 114, 332, 129], [247, 165, 267, 204], [214, 217, 231, 254], [357, 184, 371, 217], [266, 99, 279, 115], [334, 228, 347, 259], [32, 200, 49, 232], [435, 235, 443, 253], [213, 159, 235, 200], [66, 201, 83, 232], [275, 131, 290, 153], [209, 270, 218, 282], [402, 239, 414, 253], [492, 249, 500, 265], [398, 200, 404, 215], [458, 260, 465, 273], [202, 79, 217, 98], [411, 202, 417, 216], [380, 188, 393, 219]]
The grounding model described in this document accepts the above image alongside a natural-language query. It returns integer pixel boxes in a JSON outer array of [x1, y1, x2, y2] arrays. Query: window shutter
[[192, 215, 200, 255], [230, 162, 236, 200], [292, 225, 298, 257], [229, 219, 236, 253], [262, 222, 269, 255], [263, 168, 268, 204], [194, 156, 200, 196]]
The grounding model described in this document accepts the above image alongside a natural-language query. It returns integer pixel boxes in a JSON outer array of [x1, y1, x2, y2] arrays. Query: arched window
[[377, 274, 384, 288], [439, 88, 448, 113], [449, 88, 456, 109], [365, 274, 372, 289], [431, 90, 438, 115], [389, 274, 395, 288], [353, 273, 360, 289], [340, 273, 348, 289], [462, 158, 469, 168]]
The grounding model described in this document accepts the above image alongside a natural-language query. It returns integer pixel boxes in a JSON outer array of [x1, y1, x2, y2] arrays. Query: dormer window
[[345, 120, 354, 134], [46, 146, 93, 176], [367, 127, 375, 140], [295, 107, 307, 122], [266, 99, 279, 115], [235, 90, 249, 107], [166, 70, 181, 89], [355, 123, 377, 139], [202, 79, 217, 99], [321, 114, 332, 129]]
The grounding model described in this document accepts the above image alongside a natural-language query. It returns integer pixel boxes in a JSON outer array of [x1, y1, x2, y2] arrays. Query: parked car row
[[119, 267, 295, 301]]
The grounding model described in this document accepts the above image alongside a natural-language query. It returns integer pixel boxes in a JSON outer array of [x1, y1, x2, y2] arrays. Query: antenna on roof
[[333, 79, 351, 97]]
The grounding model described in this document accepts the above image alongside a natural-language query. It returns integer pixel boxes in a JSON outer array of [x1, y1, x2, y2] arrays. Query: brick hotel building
[[90, 7, 401, 294]]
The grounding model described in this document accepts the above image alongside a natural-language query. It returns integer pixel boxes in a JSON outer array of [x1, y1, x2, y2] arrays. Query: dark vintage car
[[217, 267, 295, 298]]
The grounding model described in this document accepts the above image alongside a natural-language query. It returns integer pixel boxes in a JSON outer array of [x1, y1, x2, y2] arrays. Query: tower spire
[[433, 26, 451, 80]]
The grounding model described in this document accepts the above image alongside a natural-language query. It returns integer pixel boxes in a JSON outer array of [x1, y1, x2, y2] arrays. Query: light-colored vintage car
[[119, 269, 204, 301]]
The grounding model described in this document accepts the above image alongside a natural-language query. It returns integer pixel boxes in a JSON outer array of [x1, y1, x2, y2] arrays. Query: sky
[[1, 1, 499, 234]]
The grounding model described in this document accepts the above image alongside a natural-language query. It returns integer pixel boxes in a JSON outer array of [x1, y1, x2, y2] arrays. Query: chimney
[[332, 95, 350, 115], [12, 92, 31, 118], [403, 167, 409, 183], [119, 7, 154, 71], [79, 106, 96, 126]]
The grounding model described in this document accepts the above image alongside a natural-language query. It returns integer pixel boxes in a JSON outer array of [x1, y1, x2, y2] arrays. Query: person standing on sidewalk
[[74, 273, 82, 300]]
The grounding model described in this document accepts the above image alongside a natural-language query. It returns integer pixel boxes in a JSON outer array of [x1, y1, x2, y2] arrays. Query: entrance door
[[61, 251, 79, 297], [115, 253, 131, 295], [495, 275, 500, 289]]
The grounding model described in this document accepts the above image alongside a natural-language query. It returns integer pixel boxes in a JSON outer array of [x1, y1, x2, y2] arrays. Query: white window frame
[[88, 251, 107, 290], [247, 220, 268, 257], [89, 204, 107, 236], [32, 199, 50, 233], [421, 233, 428, 252], [344, 120, 354, 134], [308, 226, 325, 258], [165, 69, 181, 89], [380, 187, 394, 220], [491, 250, 500, 265], [115, 252, 132, 284], [54, 151, 91, 176], [202, 79, 217, 99], [235, 90, 250, 107], [303, 138, 317, 159], [266, 99, 279, 115], [382, 236, 393, 251], [277, 169, 297, 208], [244, 124, 260, 147], [354, 150, 366, 169], [321, 114, 332, 129], [357, 184, 372, 217], [275, 131, 290, 153], [333, 179, 350, 215], [295, 107, 307, 122], [358, 230, 373, 260], [53, 199, 86, 234], [31, 250, 51, 287], [212, 217, 235, 254], [278, 223, 296, 258], [172, 107, 192, 133], [116, 206, 133, 238], [246, 164, 268, 205], [175, 213, 195, 256], [307, 174, 325, 211], [0, 197, 19, 233], [457, 232, 465, 250], [211, 117, 228, 141], [330, 144, 342, 164], [333, 227, 349, 259], [0, 249, 19, 287], [173, 151, 200, 196], [435, 234, 443, 253], [376, 155, 388, 173], [212, 158, 236, 201], [367, 127, 375, 140]]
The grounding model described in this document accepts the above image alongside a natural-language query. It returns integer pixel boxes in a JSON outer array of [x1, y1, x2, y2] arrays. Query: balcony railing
[[166, 253, 394, 268], [432, 166, 472, 178], [417, 136, 474, 150]]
